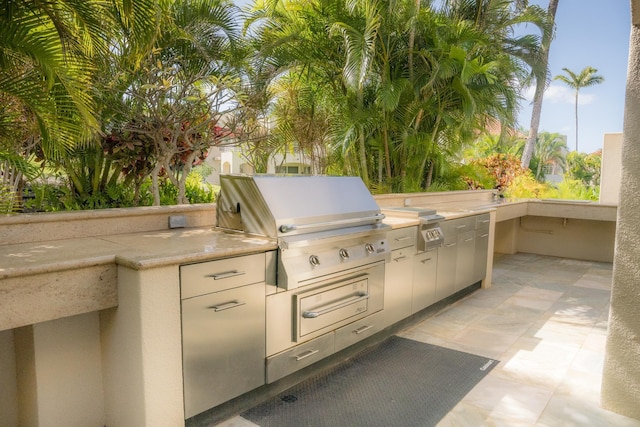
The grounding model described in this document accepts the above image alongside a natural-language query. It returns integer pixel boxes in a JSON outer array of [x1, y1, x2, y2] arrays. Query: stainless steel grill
[[216, 175, 390, 290]]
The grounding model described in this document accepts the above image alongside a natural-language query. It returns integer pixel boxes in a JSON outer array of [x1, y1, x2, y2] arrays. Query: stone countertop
[[0, 227, 277, 280], [382, 215, 420, 229], [381, 203, 499, 227], [0, 227, 277, 331], [382, 198, 617, 225]]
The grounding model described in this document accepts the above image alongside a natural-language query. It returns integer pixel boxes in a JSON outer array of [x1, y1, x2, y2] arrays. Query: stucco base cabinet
[[100, 265, 185, 427]]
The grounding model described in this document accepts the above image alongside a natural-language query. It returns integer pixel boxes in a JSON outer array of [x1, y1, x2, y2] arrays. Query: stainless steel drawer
[[389, 246, 413, 264], [180, 253, 265, 299], [266, 333, 334, 383], [441, 217, 476, 243], [475, 213, 491, 230], [388, 227, 417, 250], [296, 275, 370, 338], [334, 312, 383, 352]]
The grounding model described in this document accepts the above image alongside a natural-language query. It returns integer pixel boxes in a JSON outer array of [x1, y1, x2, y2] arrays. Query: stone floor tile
[[402, 316, 467, 339], [430, 303, 488, 326], [437, 401, 535, 427], [462, 374, 554, 424], [554, 369, 603, 404], [478, 302, 546, 334], [451, 326, 520, 359], [524, 318, 592, 347], [212, 416, 259, 427], [536, 395, 640, 427], [503, 286, 563, 311], [582, 332, 608, 352], [493, 340, 579, 390], [570, 347, 605, 375]]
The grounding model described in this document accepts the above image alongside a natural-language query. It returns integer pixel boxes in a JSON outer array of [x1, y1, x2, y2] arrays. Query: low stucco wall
[[495, 215, 616, 263], [0, 203, 217, 246]]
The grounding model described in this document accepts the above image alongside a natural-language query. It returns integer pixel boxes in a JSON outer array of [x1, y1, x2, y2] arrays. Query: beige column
[[601, 2, 640, 419], [100, 265, 184, 427], [0, 329, 18, 427]]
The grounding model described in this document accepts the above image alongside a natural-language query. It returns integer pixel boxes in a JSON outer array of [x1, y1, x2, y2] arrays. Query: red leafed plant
[[471, 153, 531, 189]]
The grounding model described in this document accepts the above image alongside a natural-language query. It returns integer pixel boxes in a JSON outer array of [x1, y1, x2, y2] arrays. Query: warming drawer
[[296, 276, 369, 338]]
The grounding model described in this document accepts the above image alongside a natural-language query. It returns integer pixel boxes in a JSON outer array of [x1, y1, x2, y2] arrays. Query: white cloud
[[521, 84, 595, 105]]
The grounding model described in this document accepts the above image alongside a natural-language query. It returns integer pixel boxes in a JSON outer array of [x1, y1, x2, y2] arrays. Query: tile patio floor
[[213, 253, 640, 427]]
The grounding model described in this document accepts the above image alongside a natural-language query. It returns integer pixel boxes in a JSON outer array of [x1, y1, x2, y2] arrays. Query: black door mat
[[242, 335, 498, 427]]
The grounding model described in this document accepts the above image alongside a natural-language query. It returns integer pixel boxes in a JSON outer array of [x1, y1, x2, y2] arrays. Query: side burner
[[381, 207, 445, 252]]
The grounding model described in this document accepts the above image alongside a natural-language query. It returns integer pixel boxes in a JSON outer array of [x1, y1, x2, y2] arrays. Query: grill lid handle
[[279, 213, 385, 233]]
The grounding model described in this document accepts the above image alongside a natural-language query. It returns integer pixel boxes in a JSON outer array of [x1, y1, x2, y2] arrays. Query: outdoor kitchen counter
[[0, 226, 276, 279], [429, 198, 617, 222], [0, 227, 277, 331], [381, 204, 498, 224], [382, 215, 420, 229]]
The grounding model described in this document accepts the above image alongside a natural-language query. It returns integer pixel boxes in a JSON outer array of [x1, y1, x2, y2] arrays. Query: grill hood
[[216, 175, 385, 238]]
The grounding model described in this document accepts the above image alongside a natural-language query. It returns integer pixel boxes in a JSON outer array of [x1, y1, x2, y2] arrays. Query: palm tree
[[554, 66, 604, 152], [521, 0, 559, 169], [248, 0, 547, 191], [0, 0, 162, 158], [532, 131, 567, 181]]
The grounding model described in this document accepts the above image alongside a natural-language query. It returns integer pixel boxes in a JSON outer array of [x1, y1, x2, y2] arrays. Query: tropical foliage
[[1, 0, 599, 212], [245, 0, 548, 192]]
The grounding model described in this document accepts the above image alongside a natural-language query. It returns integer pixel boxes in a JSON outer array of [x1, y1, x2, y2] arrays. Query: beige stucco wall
[[493, 215, 616, 263], [600, 133, 623, 204], [0, 330, 18, 427], [602, 10, 640, 419], [516, 216, 616, 263], [12, 313, 105, 427]]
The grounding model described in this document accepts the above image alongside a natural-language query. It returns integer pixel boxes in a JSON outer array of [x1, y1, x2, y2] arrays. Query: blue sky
[[518, 0, 631, 154]]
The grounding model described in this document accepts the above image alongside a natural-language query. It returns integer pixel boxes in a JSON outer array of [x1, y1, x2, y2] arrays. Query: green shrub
[[505, 175, 599, 201]]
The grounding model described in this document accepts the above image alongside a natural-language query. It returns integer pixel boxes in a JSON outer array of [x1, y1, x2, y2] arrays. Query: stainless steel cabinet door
[[455, 230, 476, 291], [181, 282, 265, 418], [473, 229, 490, 284], [412, 248, 438, 313], [435, 241, 457, 301], [383, 247, 414, 326]]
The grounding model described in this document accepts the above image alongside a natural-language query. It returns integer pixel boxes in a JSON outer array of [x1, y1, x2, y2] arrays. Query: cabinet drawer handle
[[455, 224, 467, 229], [480, 219, 490, 224], [208, 300, 246, 312], [207, 270, 245, 280], [420, 257, 432, 263], [303, 293, 369, 318], [354, 325, 374, 335], [445, 243, 456, 247], [464, 238, 474, 243], [395, 236, 412, 242], [295, 349, 319, 361], [480, 233, 489, 238], [393, 256, 408, 262]]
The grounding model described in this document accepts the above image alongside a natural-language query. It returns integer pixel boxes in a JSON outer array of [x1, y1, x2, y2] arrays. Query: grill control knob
[[339, 248, 350, 259], [365, 243, 375, 254], [309, 255, 321, 266]]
